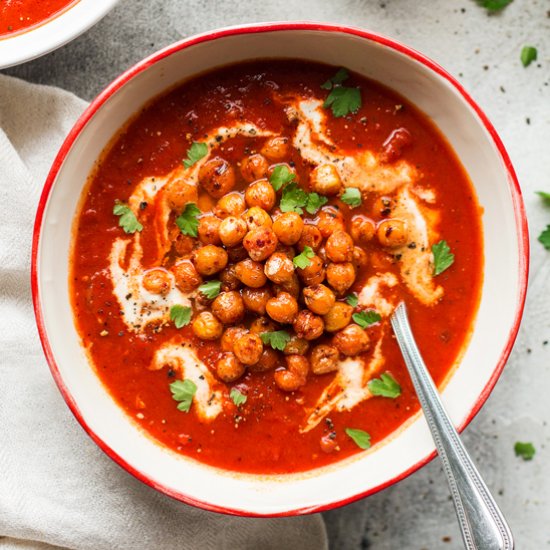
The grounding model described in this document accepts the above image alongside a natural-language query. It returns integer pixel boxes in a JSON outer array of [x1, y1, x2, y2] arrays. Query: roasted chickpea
[[240, 153, 269, 182], [245, 179, 276, 211], [214, 192, 246, 219], [310, 163, 343, 196], [323, 302, 354, 332], [234, 258, 268, 288], [297, 224, 323, 252], [373, 196, 394, 217], [249, 348, 279, 372], [242, 206, 273, 231], [376, 219, 409, 248], [272, 212, 304, 245], [293, 310, 324, 341], [316, 206, 345, 238], [218, 216, 248, 247], [164, 178, 198, 212], [227, 245, 249, 264], [352, 246, 369, 269], [198, 215, 221, 245], [264, 252, 295, 284], [274, 355, 309, 392], [249, 316, 278, 335], [243, 226, 278, 262], [172, 260, 202, 292], [142, 268, 172, 295], [261, 136, 290, 161], [320, 433, 338, 453], [273, 273, 301, 300], [211, 291, 245, 324], [283, 335, 310, 356], [234, 333, 263, 365], [242, 287, 272, 315], [296, 255, 325, 286], [310, 344, 340, 375], [193, 245, 228, 276], [326, 230, 354, 262], [172, 232, 195, 257], [219, 265, 241, 292], [198, 157, 236, 198], [192, 311, 223, 341], [221, 326, 247, 352], [303, 284, 336, 315], [216, 352, 245, 382], [326, 262, 356, 295], [333, 324, 370, 356], [266, 291, 299, 324], [350, 215, 376, 245]]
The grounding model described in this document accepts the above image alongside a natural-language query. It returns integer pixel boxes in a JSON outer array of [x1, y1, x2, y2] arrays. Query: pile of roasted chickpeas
[[144, 136, 409, 392]]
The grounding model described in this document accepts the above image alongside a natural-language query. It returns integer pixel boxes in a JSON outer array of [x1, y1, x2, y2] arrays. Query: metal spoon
[[390, 302, 514, 550]]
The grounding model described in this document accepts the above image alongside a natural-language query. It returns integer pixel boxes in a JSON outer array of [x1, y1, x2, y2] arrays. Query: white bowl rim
[[31, 21, 530, 517], [0, 0, 119, 69]]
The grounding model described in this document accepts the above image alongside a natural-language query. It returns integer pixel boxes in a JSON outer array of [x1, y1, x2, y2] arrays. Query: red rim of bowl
[[31, 21, 529, 517]]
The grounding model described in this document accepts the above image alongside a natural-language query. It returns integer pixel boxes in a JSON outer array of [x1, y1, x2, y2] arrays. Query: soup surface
[[0, 0, 76, 37], [71, 60, 483, 474]]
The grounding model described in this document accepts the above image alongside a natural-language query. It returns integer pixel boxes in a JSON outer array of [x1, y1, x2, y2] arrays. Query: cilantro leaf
[[305, 192, 328, 215], [536, 191, 550, 205], [183, 142, 208, 168], [514, 441, 535, 460], [230, 387, 247, 407], [353, 310, 381, 328], [170, 379, 197, 412], [368, 372, 401, 398], [280, 182, 309, 214], [199, 280, 221, 300], [521, 46, 537, 68], [432, 240, 455, 276], [324, 86, 362, 118], [176, 203, 201, 237], [260, 330, 291, 351], [170, 305, 192, 328], [269, 165, 295, 191], [113, 201, 143, 234], [345, 428, 371, 449], [321, 68, 349, 90], [538, 225, 550, 250], [346, 293, 358, 307], [293, 246, 315, 269], [341, 187, 362, 208], [476, 0, 513, 12]]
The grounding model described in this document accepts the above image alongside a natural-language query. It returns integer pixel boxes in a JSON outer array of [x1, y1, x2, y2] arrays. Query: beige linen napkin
[[0, 74, 327, 550]]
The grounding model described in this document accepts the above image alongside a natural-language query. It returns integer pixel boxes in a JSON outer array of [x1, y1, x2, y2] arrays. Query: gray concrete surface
[[4, 1, 550, 548]]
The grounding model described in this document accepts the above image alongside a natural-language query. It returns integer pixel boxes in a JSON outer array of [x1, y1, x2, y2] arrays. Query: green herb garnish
[[113, 201, 143, 234], [183, 142, 208, 168], [538, 226, 550, 250], [305, 192, 329, 214], [230, 388, 247, 407], [368, 372, 401, 398], [170, 305, 192, 328], [340, 187, 362, 208], [346, 293, 358, 307], [432, 240, 455, 276], [198, 280, 222, 299], [269, 164, 296, 191], [521, 46, 538, 68], [260, 330, 291, 351], [345, 428, 371, 449], [279, 183, 328, 214], [293, 246, 315, 269], [321, 68, 349, 90], [514, 441, 535, 460], [322, 68, 362, 118], [353, 310, 381, 328], [175, 203, 201, 237], [536, 191, 550, 204], [476, 0, 513, 12], [170, 379, 197, 412]]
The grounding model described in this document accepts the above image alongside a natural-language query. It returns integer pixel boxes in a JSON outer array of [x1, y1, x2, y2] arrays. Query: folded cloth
[[0, 74, 327, 550]]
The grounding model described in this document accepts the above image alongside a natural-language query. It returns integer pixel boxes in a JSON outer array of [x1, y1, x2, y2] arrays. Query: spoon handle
[[390, 302, 514, 550]]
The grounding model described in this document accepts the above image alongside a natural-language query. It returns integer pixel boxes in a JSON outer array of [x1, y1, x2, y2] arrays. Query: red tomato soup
[[0, 0, 77, 37], [70, 60, 483, 474]]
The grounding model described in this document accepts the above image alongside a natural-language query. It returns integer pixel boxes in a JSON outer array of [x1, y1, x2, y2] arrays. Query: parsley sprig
[[521, 46, 537, 68], [269, 165, 296, 191], [476, 0, 513, 12], [341, 187, 362, 208], [113, 201, 143, 234], [230, 388, 247, 407], [170, 379, 197, 412], [514, 441, 535, 460], [183, 142, 208, 168], [353, 310, 381, 328], [176, 203, 201, 237], [322, 68, 362, 118], [260, 331, 291, 351], [432, 240, 455, 276], [345, 428, 371, 449], [199, 280, 221, 300], [280, 183, 327, 215], [170, 305, 192, 328], [368, 373, 401, 398], [293, 246, 315, 269]]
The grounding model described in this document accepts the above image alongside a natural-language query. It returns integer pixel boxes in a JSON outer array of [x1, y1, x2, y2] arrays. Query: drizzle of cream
[[358, 273, 399, 316], [150, 342, 223, 422]]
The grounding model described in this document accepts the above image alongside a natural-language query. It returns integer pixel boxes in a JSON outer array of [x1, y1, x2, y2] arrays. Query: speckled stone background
[[3, 1, 550, 548]]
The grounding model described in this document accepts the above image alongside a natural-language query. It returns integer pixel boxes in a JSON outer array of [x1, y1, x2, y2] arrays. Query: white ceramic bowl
[[32, 22, 529, 516], [0, 0, 118, 69]]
